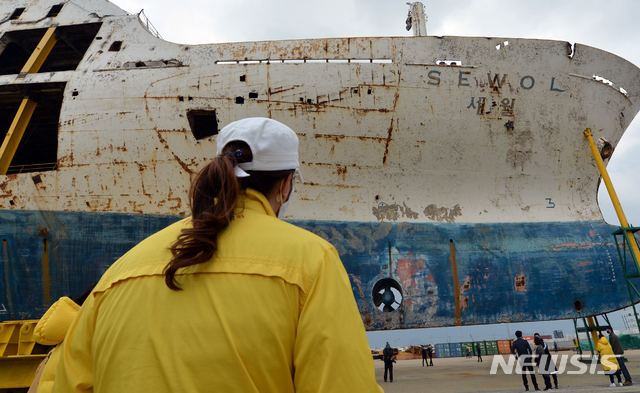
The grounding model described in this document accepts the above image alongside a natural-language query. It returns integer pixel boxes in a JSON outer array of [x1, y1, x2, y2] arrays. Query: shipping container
[[484, 340, 500, 355], [497, 339, 514, 354], [449, 342, 463, 357], [461, 342, 474, 357], [435, 343, 450, 358], [470, 341, 486, 357]]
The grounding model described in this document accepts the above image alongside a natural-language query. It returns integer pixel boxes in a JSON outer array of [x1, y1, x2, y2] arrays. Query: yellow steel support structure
[[0, 97, 37, 175], [586, 316, 599, 347], [0, 320, 49, 390], [584, 129, 640, 267], [0, 27, 57, 174], [18, 26, 57, 76]]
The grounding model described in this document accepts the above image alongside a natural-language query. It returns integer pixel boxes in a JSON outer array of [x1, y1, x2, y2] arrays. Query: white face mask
[[278, 183, 294, 219], [277, 169, 302, 219]]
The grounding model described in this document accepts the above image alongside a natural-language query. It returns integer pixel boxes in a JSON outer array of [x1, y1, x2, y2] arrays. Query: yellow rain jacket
[[32, 297, 80, 393], [596, 336, 620, 372], [52, 189, 382, 393]]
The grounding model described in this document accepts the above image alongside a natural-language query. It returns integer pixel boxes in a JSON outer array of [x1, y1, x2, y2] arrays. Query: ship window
[[10, 8, 25, 20], [0, 82, 65, 174], [0, 23, 102, 76], [109, 41, 122, 51], [249, 92, 258, 99], [187, 110, 218, 140], [46, 4, 64, 17], [235, 97, 244, 104]]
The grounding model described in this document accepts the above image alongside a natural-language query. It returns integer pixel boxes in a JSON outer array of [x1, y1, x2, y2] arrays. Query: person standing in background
[[512, 330, 539, 391], [427, 344, 434, 366], [422, 345, 428, 367], [607, 326, 633, 386], [383, 342, 396, 382], [476, 343, 483, 362]]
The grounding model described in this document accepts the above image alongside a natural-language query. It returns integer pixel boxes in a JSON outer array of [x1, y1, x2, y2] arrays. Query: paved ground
[[373, 349, 640, 392]]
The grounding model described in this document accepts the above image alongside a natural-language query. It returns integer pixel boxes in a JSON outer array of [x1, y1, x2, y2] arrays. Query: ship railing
[[7, 162, 57, 175], [137, 10, 162, 40]]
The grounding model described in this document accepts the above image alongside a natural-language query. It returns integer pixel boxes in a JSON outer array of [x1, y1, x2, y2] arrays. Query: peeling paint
[[423, 204, 462, 223], [372, 202, 420, 221]]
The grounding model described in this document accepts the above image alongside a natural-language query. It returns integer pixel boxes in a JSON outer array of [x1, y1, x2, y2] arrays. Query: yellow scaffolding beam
[[584, 128, 640, 264], [18, 26, 57, 77], [0, 97, 38, 175]]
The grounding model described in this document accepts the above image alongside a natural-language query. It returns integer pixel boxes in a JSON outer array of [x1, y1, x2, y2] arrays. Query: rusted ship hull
[[2, 0, 640, 328]]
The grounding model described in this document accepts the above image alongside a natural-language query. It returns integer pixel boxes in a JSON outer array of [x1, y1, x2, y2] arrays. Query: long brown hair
[[164, 141, 293, 290]]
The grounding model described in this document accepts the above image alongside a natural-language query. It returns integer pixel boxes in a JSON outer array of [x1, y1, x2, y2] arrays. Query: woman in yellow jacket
[[51, 118, 382, 392], [597, 334, 623, 387]]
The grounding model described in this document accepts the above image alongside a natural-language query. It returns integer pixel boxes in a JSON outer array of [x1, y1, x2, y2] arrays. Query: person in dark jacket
[[427, 344, 434, 366], [383, 342, 396, 382], [476, 343, 483, 362], [512, 331, 539, 391], [607, 327, 633, 386], [534, 334, 558, 389], [534, 337, 557, 391], [421, 346, 428, 367]]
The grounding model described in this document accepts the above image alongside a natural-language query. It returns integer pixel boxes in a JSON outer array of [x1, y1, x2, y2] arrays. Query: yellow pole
[[18, 26, 57, 76], [0, 97, 37, 175], [42, 239, 50, 307], [586, 316, 599, 348], [584, 128, 640, 263]]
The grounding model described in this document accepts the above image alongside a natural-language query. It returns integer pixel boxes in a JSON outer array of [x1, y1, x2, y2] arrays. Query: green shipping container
[[470, 342, 486, 356], [484, 341, 500, 355], [461, 342, 474, 357]]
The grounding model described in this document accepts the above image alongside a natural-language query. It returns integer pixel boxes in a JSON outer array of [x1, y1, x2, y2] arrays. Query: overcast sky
[[108, 0, 640, 346]]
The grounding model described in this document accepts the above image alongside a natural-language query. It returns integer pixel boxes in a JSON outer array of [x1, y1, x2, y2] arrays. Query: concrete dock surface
[[374, 349, 640, 392]]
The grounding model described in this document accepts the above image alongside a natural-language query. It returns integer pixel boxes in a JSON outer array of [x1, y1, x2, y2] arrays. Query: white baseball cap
[[216, 118, 300, 178]]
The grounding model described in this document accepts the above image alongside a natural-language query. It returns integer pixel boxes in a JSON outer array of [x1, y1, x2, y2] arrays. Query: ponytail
[[164, 152, 241, 290]]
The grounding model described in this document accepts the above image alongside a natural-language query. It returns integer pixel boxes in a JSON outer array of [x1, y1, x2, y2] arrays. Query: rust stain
[[382, 118, 394, 165], [397, 258, 425, 288], [314, 134, 346, 142], [550, 242, 596, 250], [459, 276, 471, 311], [461, 276, 471, 291], [335, 165, 347, 180], [461, 295, 469, 310], [349, 273, 369, 325], [269, 85, 299, 95], [515, 273, 526, 292]]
